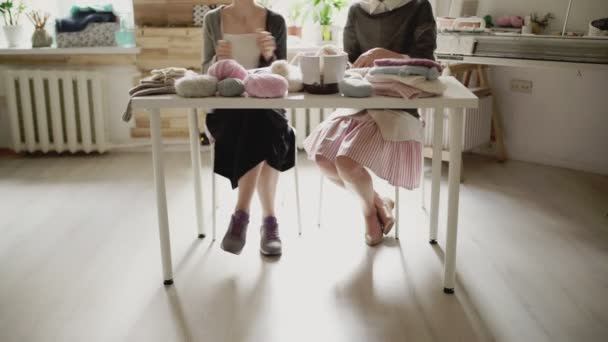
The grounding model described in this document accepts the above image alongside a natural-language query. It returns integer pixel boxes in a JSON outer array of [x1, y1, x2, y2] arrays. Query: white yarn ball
[[315, 44, 340, 56], [270, 60, 303, 92], [270, 60, 290, 78], [287, 68, 303, 92]]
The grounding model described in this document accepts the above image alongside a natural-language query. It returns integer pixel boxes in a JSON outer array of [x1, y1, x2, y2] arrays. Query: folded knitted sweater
[[366, 74, 446, 95], [369, 65, 440, 80], [373, 58, 443, 72]]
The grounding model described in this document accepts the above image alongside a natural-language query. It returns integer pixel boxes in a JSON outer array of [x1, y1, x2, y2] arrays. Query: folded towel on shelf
[[368, 65, 440, 80], [373, 58, 443, 72], [55, 12, 117, 33]]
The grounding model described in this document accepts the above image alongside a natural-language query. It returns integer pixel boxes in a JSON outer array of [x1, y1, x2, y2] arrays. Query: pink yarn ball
[[510, 16, 524, 28], [496, 16, 511, 27], [244, 74, 288, 98], [208, 59, 248, 81]]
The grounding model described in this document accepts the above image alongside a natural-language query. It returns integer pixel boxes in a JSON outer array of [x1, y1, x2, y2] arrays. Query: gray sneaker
[[221, 210, 250, 255], [260, 216, 282, 256]]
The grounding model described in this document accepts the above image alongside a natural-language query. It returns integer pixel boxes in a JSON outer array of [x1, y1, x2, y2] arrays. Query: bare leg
[[235, 162, 263, 213], [315, 155, 345, 188], [316, 154, 393, 228], [335, 156, 376, 215], [257, 162, 280, 217], [335, 156, 383, 244]]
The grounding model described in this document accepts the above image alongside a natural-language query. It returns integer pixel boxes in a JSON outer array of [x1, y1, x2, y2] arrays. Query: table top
[[131, 76, 478, 110]]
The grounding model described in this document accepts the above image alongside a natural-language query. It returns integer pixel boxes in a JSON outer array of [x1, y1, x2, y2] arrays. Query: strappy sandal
[[376, 197, 396, 235]]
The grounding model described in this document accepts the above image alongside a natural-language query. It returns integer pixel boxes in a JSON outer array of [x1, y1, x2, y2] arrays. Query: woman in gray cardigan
[[304, 0, 437, 246], [202, 2, 294, 257]]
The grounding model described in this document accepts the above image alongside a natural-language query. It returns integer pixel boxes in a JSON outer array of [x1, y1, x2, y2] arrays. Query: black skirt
[[206, 109, 296, 189]]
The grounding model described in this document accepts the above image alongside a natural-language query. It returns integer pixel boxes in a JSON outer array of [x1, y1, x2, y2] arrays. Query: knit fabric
[[368, 65, 440, 80], [371, 81, 434, 99], [373, 58, 443, 71], [339, 78, 373, 98], [217, 78, 245, 97], [366, 74, 446, 95], [123, 68, 195, 122]]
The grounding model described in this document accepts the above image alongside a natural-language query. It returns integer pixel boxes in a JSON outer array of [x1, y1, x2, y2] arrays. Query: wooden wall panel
[[135, 27, 203, 72], [134, 0, 230, 26]]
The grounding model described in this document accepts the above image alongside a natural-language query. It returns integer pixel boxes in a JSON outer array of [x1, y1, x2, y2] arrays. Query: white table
[[131, 76, 478, 293]]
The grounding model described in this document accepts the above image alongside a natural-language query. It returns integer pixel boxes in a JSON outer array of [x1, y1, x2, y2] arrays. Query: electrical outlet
[[510, 79, 533, 93]]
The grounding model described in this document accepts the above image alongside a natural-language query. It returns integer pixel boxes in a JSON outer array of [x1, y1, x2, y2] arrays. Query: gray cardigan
[[202, 7, 287, 73], [343, 0, 437, 63]]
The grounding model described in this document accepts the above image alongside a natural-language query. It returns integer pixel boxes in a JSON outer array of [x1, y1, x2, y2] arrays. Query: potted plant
[[287, 0, 306, 38], [310, 0, 347, 43], [530, 12, 555, 34], [0, 0, 26, 47], [27, 9, 51, 48]]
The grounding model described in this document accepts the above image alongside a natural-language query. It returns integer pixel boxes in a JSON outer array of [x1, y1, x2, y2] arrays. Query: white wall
[[490, 67, 608, 174], [473, 0, 608, 175]]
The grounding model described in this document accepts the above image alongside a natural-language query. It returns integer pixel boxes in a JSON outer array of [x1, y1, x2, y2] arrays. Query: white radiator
[[422, 96, 493, 151], [286, 108, 334, 149], [4, 69, 108, 153]]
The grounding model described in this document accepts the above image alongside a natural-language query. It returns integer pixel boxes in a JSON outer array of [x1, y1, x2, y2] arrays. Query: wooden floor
[[0, 151, 607, 342]]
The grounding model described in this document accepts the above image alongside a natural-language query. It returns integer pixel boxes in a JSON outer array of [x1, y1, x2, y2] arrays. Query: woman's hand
[[353, 48, 408, 68], [216, 40, 233, 60], [256, 30, 277, 61]]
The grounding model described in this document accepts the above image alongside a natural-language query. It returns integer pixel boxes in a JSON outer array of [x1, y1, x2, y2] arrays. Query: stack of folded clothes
[[123, 68, 197, 122], [366, 58, 446, 99], [55, 5, 119, 48]]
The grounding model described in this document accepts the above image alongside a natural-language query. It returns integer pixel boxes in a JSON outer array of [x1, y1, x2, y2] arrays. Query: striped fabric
[[304, 113, 422, 190]]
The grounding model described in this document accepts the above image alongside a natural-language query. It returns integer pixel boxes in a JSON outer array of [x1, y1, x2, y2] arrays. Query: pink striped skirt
[[303, 112, 422, 190]]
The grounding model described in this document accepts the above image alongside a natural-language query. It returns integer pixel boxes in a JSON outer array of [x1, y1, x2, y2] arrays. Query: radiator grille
[[4, 69, 108, 153]]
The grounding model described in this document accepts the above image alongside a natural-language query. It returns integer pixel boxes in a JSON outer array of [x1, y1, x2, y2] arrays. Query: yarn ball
[[510, 16, 524, 28], [315, 44, 340, 56], [217, 78, 245, 97], [208, 59, 248, 81], [270, 60, 303, 92], [496, 16, 512, 27], [175, 75, 218, 98], [244, 73, 288, 98], [339, 78, 373, 98], [286, 69, 303, 92], [270, 60, 290, 78]]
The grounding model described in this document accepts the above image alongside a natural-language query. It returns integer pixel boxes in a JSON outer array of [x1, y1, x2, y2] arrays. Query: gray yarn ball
[[217, 78, 245, 97], [175, 75, 217, 98], [339, 78, 373, 98]]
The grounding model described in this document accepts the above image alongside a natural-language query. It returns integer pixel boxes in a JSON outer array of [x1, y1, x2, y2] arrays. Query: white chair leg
[[421, 150, 426, 210], [317, 175, 324, 228], [294, 148, 303, 235], [211, 143, 217, 241], [394, 186, 400, 240]]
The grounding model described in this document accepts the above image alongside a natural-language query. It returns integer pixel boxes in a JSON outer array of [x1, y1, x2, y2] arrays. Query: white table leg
[[429, 106, 444, 244], [394, 186, 400, 240], [294, 147, 303, 235], [211, 144, 217, 241], [150, 109, 174, 285], [188, 108, 205, 239], [317, 176, 324, 228], [443, 108, 464, 294]]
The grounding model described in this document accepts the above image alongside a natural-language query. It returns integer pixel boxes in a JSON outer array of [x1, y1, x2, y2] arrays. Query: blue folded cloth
[[369, 65, 440, 80], [56, 12, 117, 33]]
